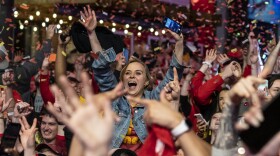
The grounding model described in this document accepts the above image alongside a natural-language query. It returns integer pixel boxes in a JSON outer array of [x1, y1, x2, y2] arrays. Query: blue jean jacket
[[92, 48, 184, 148]]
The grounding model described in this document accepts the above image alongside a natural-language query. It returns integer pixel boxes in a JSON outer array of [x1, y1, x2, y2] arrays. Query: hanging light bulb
[[137, 32, 141, 36], [53, 13, 57, 18], [58, 30, 63, 34], [155, 31, 159, 36], [29, 15, 34, 20], [24, 20, 29, 25], [138, 26, 142, 31], [112, 28, 116, 32], [56, 24, 61, 29], [68, 16, 73, 21], [45, 17, 50, 22], [42, 22, 46, 27], [162, 29, 166, 34], [59, 19, 63, 25], [150, 28, 154, 32], [14, 11, 19, 18], [33, 27, 38, 32], [19, 25, 24, 30], [112, 22, 116, 27], [36, 11, 40, 16], [125, 24, 130, 29], [124, 30, 128, 34], [99, 19, 104, 24]]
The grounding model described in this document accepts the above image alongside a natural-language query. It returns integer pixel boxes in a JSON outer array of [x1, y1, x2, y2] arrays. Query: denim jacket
[[92, 48, 184, 148]]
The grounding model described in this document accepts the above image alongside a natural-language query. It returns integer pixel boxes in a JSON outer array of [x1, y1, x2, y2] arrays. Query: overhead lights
[[56, 24, 61, 29], [14, 11, 19, 18], [150, 28, 154, 33], [125, 24, 130, 29], [124, 29, 128, 34], [155, 31, 159, 36], [99, 19, 104, 24], [68, 16, 73, 21], [112, 28, 116, 32], [45, 17, 50, 22], [112, 22, 116, 27], [138, 26, 142, 31], [42, 22, 46, 27], [33, 27, 38, 32], [19, 25, 24, 30], [162, 29, 166, 34], [59, 19, 63, 25], [137, 32, 141, 36], [29, 15, 34, 20], [24, 20, 29, 25], [36, 11, 40, 16], [53, 13, 57, 18]]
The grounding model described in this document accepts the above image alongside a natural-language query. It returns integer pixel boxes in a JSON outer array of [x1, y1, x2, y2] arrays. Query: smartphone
[[162, 17, 182, 34], [194, 113, 206, 123], [239, 92, 280, 154], [48, 53, 56, 62], [123, 48, 129, 63], [0, 123, 21, 152]]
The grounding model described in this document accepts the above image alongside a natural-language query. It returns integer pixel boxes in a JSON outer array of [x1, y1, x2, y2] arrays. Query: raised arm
[[259, 39, 280, 79], [149, 31, 185, 100], [80, 6, 118, 92], [213, 76, 265, 155], [55, 32, 71, 84]]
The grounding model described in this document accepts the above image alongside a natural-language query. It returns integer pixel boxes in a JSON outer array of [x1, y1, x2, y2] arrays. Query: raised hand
[[164, 68, 180, 104], [227, 76, 266, 107], [217, 54, 230, 65], [19, 116, 37, 150], [13, 102, 34, 118], [128, 90, 183, 129], [13, 52, 23, 63], [80, 5, 97, 32], [166, 29, 183, 42], [46, 24, 56, 40], [46, 72, 126, 154], [2, 69, 15, 86], [0, 90, 13, 112], [204, 49, 217, 64]]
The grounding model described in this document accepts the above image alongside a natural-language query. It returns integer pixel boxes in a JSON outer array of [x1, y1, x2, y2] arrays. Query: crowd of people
[[0, 5, 279, 156]]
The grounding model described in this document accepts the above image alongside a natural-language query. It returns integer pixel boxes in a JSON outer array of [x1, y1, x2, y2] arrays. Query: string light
[[58, 30, 63, 34], [138, 26, 142, 31], [14, 11, 19, 18], [99, 20, 104, 24], [36, 11, 40, 16], [33, 27, 38, 32], [42, 22, 46, 27], [150, 28, 154, 32], [19, 25, 24, 30], [125, 24, 130, 28], [112, 28, 116, 32], [112, 22, 116, 27], [29, 15, 34, 21], [137, 32, 141, 36], [162, 29, 166, 34], [45, 17, 50, 22], [57, 24, 61, 29], [53, 13, 57, 18], [24, 20, 29, 25], [59, 19, 63, 25], [155, 31, 159, 36], [124, 30, 128, 34], [68, 16, 73, 21]]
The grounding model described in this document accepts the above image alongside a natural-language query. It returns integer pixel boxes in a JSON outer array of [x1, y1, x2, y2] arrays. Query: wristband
[[171, 120, 190, 138], [202, 61, 212, 68]]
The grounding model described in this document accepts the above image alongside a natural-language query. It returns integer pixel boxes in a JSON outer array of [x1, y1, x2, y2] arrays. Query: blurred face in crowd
[[209, 112, 222, 132], [219, 90, 228, 111], [41, 115, 58, 144], [122, 62, 149, 97], [269, 79, 280, 98]]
